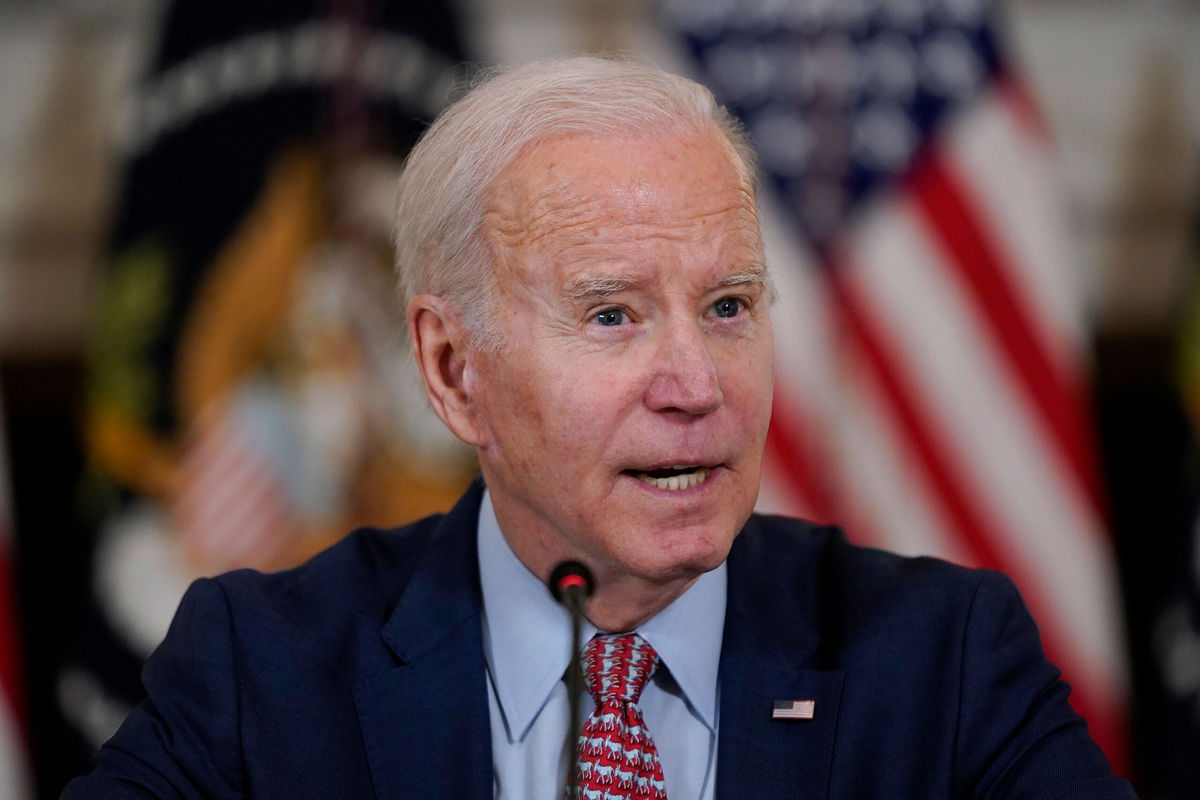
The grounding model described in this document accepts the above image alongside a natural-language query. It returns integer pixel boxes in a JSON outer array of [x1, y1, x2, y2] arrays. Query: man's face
[[469, 125, 773, 591]]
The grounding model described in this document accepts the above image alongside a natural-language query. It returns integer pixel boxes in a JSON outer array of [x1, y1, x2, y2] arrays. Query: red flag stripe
[[904, 151, 1104, 519], [844, 191, 1120, 663], [765, 385, 837, 524], [178, 467, 277, 547], [830, 264, 1125, 771], [173, 408, 295, 571], [829, 429, 1126, 772], [995, 71, 1051, 143], [828, 354, 978, 563], [941, 92, 1087, 386], [837, 185, 1126, 766], [178, 466, 290, 568], [175, 442, 263, 523], [0, 545, 24, 733], [831, 269, 999, 571]]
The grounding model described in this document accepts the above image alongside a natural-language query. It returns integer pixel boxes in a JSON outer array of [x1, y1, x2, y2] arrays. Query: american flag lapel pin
[[772, 699, 816, 720]]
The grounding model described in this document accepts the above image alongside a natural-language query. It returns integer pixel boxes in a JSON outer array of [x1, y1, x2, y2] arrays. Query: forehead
[[481, 126, 759, 266]]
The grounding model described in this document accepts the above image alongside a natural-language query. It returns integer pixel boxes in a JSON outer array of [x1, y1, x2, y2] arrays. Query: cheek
[[721, 341, 773, 408], [543, 380, 608, 444], [754, 359, 775, 419], [485, 359, 586, 454], [744, 332, 775, 410]]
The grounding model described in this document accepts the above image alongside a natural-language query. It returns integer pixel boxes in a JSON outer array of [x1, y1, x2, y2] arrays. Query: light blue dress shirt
[[477, 490, 725, 800]]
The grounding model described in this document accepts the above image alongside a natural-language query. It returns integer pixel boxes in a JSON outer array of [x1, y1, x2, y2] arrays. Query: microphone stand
[[564, 589, 585, 799]]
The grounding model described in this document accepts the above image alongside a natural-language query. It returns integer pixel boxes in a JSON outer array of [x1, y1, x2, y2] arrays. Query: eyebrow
[[562, 274, 637, 300], [717, 264, 769, 288], [561, 263, 770, 301]]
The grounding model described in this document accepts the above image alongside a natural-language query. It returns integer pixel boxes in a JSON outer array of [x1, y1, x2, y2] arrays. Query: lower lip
[[623, 466, 723, 497]]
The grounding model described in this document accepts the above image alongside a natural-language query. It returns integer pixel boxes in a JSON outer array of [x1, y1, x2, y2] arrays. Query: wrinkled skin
[[410, 126, 774, 630]]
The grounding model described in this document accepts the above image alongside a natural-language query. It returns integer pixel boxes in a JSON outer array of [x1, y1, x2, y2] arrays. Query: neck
[[581, 572, 698, 632], [482, 481, 706, 630]]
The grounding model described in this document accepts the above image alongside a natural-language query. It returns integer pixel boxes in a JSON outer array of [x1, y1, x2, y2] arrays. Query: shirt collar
[[637, 558, 725, 730], [477, 489, 726, 740]]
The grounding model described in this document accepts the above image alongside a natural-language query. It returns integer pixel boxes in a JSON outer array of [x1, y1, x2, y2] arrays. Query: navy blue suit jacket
[[65, 480, 1135, 798]]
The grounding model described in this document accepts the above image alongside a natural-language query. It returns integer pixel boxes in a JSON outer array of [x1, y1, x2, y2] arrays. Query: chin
[[631, 529, 735, 584]]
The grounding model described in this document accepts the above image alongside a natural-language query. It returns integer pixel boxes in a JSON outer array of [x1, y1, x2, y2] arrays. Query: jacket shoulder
[[208, 512, 447, 634], [742, 512, 987, 595], [734, 514, 1134, 797], [736, 513, 1002, 660]]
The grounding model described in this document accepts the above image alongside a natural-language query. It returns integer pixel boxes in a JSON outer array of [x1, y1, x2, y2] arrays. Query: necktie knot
[[583, 633, 659, 706], [571, 633, 668, 799]]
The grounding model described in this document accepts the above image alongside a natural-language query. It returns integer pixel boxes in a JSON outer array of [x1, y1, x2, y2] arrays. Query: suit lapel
[[716, 518, 845, 800], [352, 482, 493, 800]]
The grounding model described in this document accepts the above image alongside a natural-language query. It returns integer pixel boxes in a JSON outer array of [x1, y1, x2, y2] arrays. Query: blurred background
[[0, 0, 1197, 797]]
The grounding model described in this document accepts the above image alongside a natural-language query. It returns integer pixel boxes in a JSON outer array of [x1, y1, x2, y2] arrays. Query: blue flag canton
[[671, 0, 1004, 250]]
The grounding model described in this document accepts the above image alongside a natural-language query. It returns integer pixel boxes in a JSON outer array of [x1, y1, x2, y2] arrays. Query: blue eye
[[713, 297, 742, 318], [594, 308, 626, 326]]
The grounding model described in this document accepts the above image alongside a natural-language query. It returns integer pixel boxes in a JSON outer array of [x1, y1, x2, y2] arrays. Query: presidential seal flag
[[62, 0, 475, 773], [668, 0, 1129, 771]]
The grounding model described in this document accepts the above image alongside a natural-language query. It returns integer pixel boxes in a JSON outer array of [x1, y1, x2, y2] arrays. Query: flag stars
[[865, 34, 920, 100], [811, 32, 863, 99], [880, 0, 928, 32], [705, 38, 779, 104], [933, 0, 985, 27], [751, 106, 814, 175], [677, 0, 1001, 248], [922, 30, 983, 99], [854, 103, 918, 170]]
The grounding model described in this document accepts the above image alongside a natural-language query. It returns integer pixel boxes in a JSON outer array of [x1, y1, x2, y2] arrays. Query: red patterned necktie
[[571, 633, 668, 800]]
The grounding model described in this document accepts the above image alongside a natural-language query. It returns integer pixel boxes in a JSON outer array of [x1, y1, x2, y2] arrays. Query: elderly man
[[66, 57, 1135, 799]]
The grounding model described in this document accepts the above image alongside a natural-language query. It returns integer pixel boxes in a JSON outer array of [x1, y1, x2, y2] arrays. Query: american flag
[[772, 699, 817, 720], [173, 400, 298, 575], [670, 0, 1128, 770]]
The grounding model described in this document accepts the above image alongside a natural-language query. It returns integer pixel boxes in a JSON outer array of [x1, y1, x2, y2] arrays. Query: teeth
[[635, 467, 710, 491]]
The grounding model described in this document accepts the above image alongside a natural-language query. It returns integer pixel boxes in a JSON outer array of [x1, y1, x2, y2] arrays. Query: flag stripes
[[174, 406, 296, 573], [842, 210, 1123, 743], [756, 83, 1128, 765], [763, 385, 835, 522], [906, 150, 1103, 515], [951, 84, 1083, 353], [728, 62, 1130, 770]]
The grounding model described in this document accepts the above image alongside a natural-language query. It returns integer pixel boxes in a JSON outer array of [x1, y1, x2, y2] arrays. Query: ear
[[407, 294, 488, 446]]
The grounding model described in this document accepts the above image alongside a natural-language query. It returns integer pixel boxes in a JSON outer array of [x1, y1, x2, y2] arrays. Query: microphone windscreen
[[549, 560, 595, 603]]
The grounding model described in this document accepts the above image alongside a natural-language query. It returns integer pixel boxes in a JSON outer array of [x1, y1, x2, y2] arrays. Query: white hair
[[393, 55, 759, 349]]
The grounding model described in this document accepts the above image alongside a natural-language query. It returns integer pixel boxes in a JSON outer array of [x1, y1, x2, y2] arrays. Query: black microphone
[[550, 560, 594, 613], [549, 560, 594, 798]]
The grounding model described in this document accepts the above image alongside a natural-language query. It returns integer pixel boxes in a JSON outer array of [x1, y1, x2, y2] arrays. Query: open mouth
[[624, 465, 711, 491]]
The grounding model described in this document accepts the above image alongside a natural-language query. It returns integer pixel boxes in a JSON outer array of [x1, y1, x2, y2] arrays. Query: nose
[[643, 322, 723, 415]]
